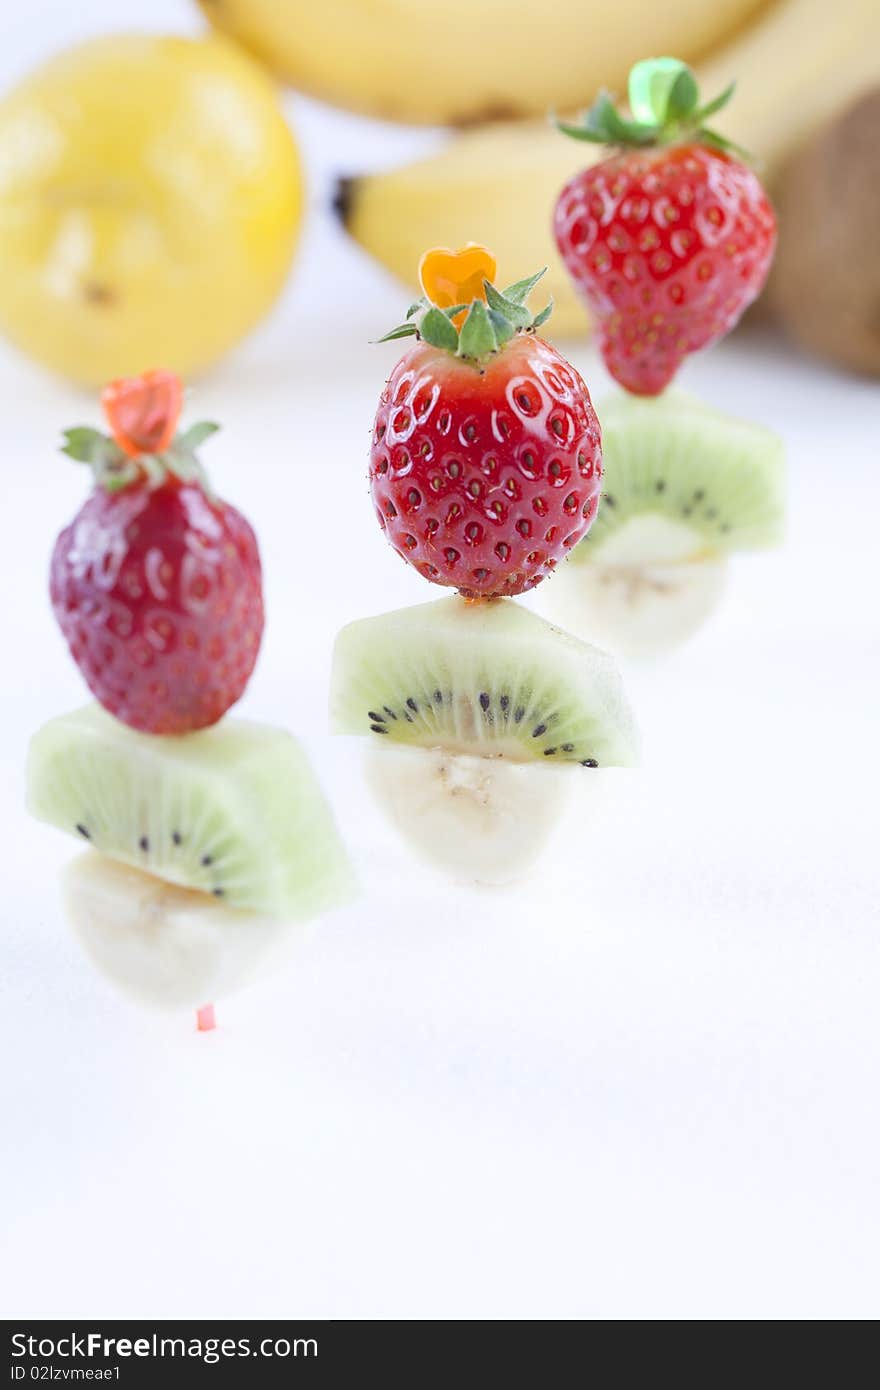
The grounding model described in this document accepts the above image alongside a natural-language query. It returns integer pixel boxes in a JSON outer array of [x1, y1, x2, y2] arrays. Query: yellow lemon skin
[[0, 34, 303, 385]]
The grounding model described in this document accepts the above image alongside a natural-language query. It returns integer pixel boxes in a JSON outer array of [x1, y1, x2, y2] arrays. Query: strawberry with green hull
[[554, 58, 776, 395], [371, 248, 602, 597], [50, 370, 264, 735]]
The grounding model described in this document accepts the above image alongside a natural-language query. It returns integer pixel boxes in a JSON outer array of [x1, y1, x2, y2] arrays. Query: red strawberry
[[370, 258, 602, 598], [554, 58, 776, 395], [51, 372, 263, 735]]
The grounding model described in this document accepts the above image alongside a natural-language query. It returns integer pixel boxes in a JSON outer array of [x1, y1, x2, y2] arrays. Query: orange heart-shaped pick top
[[419, 244, 497, 327], [101, 369, 184, 458]]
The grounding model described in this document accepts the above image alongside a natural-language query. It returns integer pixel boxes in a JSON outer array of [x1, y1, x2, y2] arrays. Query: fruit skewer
[[538, 58, 786, 654], [330, 247, 638, 883], [27, 372, 354, 1027]]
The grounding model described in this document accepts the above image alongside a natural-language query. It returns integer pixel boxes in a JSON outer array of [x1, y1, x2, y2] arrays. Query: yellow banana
[[197, 0, 767, 126], [336, 123, 594, 336], [337, 0, 880, 336], [699, 0, 880, 164]]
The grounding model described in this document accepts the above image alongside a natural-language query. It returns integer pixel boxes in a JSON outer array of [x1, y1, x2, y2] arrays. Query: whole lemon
[[0, 35, 303, 384]]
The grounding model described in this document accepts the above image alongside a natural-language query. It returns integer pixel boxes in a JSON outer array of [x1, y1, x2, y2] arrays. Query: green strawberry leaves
[[628, 58, 697, 126], [457, 300, 496, 359], [419, 306, 461, 352], [376, 266, 552, 363], [557, 55, 741, 156], [691, 80, 736, 125], [487, 309, 516, 348], [61, 421, 218, 494], [62, 427, 123, 467], [530, 299, 554, 330], [484, 279, 531, 329], [376, 322, 424, 343], [377, 300, 468, 346], [502, 268, 550, 306], [61, 428, 139, 491], [557, 90, 657, 147], [176, 421, 220, 452]]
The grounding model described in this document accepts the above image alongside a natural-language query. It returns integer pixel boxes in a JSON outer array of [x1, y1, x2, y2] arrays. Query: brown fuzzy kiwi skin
[[768, 89, 880, 377]]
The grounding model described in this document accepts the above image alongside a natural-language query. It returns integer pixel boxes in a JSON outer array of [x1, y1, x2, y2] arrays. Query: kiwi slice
[[572, 391, 786, 565], [330, 596, 637, 767], [27, 706, 355, 921]]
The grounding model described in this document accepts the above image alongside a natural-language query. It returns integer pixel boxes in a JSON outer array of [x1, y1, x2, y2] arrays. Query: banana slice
[[539, 557, 728, 658], [364, 744, 583, 886], [61, 852, 303, 1011]]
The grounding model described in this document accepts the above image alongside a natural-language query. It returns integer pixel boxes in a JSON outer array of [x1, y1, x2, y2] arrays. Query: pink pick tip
[[196, 1003, 216, 1032]]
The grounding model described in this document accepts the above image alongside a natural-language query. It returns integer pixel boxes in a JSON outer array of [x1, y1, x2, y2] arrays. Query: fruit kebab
[[540, 57, 786, 654], [330, 247, 638, 884], [27, 371, 354, 1027]]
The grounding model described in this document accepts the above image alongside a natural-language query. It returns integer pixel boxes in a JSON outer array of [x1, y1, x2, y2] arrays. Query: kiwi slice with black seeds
[[27, 705, 355, 920], [330, 596, 637, 768], [573, 390, 785, 565]]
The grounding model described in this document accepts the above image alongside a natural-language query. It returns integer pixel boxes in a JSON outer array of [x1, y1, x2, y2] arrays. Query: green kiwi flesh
[[330, 596, 638, 767], [573, 390, 786, 565], [26, 706, 355, 921]]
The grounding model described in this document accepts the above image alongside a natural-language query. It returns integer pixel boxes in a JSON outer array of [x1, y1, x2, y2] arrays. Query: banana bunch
[[334, 0, 880, 336], [198, 0, 766, 126]]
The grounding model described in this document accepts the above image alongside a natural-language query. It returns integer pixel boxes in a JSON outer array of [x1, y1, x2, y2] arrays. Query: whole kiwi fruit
[[768, 89, 880, 377]]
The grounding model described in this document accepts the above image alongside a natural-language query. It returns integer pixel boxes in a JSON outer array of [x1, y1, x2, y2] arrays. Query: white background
[[1, 1, 878, 1320]]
